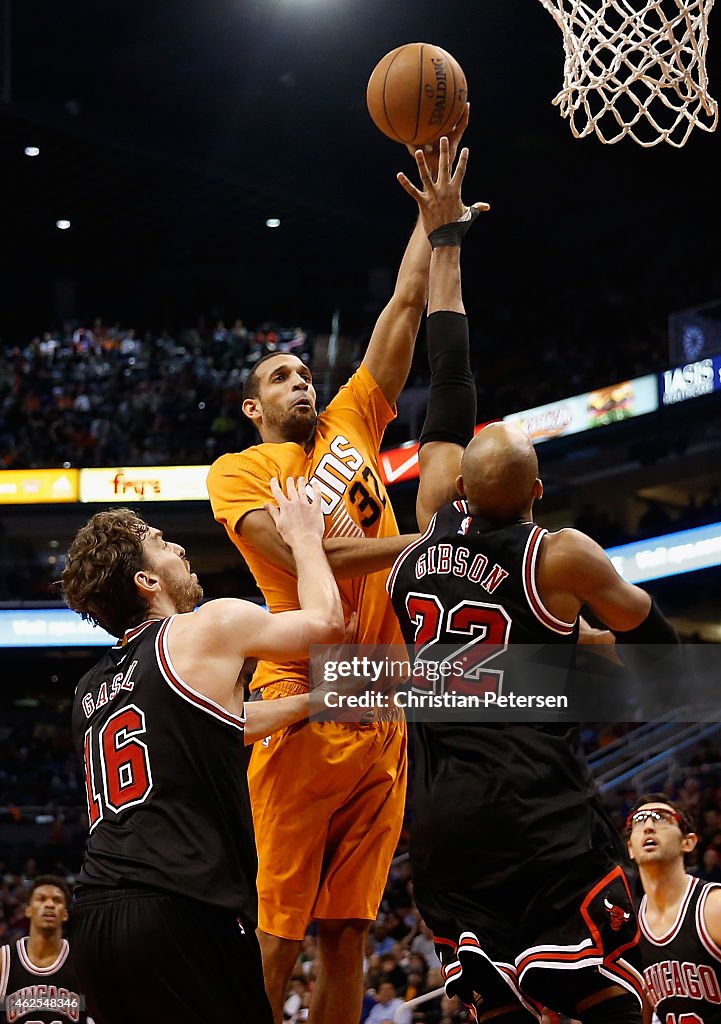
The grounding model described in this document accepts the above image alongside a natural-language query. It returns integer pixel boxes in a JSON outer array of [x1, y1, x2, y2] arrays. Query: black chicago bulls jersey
[[72, 617, 257, 920], [639, 876, 721, 1021], [387, 502, 594, 889], [389, 500, 580, 648], [387, 501, 580, 722], [0, 938, 89, 1023]]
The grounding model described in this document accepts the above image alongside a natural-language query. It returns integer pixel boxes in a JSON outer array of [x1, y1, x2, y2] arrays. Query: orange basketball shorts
[[248, 715, 407, 941]]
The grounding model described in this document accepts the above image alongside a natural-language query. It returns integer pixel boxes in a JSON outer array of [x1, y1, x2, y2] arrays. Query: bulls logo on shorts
[[604, 896, 632, 932]]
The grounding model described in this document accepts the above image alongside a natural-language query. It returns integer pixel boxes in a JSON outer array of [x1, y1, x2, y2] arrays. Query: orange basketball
[[366, 42, 468, 147]]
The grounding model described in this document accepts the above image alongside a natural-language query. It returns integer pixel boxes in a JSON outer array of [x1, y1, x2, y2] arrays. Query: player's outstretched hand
[[397, 136, 489, 237], [406, 101, 470, 178], [265, 477, 324, 550]]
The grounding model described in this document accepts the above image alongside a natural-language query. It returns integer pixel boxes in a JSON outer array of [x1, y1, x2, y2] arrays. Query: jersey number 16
[[83, 704, 153, 829]]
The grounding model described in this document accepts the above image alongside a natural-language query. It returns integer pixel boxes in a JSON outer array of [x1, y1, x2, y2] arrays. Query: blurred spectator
[[372, 921, 396, 956], [365, 981, 411, 1024], [378, 952, 408, 995], [0, 316, 315, 471], [698, 848, 721, 883], [283, 976, 308, 1021], [410, 922, 440, 971]]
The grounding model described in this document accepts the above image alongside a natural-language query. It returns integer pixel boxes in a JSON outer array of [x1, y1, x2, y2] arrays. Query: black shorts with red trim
[[69, 886, 273, 1024], [414, 808, 645, 1018]]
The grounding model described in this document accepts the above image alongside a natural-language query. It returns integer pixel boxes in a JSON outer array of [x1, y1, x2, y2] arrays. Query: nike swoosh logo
[[381, 451, 419, 483]]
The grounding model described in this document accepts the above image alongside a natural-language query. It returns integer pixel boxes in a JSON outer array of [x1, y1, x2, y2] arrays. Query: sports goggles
[[625, 807, 683, 832]]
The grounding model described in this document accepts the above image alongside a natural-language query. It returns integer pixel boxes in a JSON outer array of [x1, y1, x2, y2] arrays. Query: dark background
[[1, 0, 720, 340]]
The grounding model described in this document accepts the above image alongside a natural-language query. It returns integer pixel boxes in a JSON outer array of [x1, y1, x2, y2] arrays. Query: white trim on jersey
[[0, 944, 10, 1001], [386, 513, 438, 597], [521, 526, 577, 635], [155, 617, 246, 733], [640, 874, 697, 945], [16, 936, 69, 974], [115, 619, 161, 649], [696, 881, 721, 964]]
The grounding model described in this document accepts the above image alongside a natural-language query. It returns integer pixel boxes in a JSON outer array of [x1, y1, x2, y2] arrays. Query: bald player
[[388, 142, 681, 1024]]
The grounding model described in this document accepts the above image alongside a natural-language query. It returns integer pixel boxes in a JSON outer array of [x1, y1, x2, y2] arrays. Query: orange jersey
[[207, 364, 404, 693]]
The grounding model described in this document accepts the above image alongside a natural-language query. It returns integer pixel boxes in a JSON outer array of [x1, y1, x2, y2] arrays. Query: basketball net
[[539, 0, 718, 146]]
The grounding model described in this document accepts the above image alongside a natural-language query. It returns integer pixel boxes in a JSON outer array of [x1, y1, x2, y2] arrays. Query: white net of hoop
[[539, 0, 718, 146]]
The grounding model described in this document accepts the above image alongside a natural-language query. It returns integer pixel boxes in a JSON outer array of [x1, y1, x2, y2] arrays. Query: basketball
[[366, 42, 468, 147]]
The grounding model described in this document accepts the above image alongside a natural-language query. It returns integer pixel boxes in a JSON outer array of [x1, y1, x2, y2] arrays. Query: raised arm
[[396, 136, 488, 530], [360, 217, 429, 408], [362, 107, 470, 407]]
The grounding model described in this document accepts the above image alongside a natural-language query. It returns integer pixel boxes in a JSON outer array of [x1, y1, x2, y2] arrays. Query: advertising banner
[[79, 465, 210, 503], [0, 469, 79, 504], [503, 375, 658, 444], [659, 355, 721, 406], [606, 521, 721, 585], [0, 608, 114, 647]]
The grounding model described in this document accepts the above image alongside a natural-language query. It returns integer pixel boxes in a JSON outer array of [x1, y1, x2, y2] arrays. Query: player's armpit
[[538, 529, 651, 631]]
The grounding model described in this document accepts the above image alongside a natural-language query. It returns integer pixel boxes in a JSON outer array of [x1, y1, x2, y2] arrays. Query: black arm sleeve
[[419, 311, 477, 449]]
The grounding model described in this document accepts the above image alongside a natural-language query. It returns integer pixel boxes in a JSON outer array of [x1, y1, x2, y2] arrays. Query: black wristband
[[427, 206, 481, 249]]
